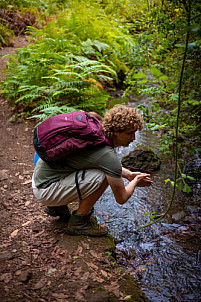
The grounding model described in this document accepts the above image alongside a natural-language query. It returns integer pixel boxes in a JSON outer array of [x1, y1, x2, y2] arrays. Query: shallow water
[[95, 128, 201, 302]]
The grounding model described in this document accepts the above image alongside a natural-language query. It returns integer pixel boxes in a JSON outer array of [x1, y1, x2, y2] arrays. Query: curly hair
[[102, 105, 144, 139]]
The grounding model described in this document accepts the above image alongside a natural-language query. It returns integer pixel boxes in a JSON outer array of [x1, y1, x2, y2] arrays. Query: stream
[[95, 113, 201, 301]]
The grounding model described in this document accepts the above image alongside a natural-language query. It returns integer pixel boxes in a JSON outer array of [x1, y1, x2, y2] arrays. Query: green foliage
[[0, 0, 46, 9], [164, 160, 196, 195], [0, 24, 14, 47], [1, 48, 113, 115], [1, 0, 143, 117], [1, 0, 200, 152], [144, 211, 163, 222], [164, 173, 195, 195], [30, 104, 77, 124], [123, 66, 169, 99]]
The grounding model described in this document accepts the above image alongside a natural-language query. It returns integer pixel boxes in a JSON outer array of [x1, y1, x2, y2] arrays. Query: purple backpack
[[33, 111, 112, 165]]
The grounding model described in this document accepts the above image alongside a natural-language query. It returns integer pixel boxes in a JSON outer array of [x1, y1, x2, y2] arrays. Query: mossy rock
[[121, 145, 161, 172]]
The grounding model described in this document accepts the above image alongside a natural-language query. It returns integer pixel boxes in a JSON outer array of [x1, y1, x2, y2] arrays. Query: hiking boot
[[72, 209, 97, 224], [67, 211, 108, 237], [44, 205, 71, 222], [88, 207, 98, 224]]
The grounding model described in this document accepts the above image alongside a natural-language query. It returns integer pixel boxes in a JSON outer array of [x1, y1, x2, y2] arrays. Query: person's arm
[[122, 167, 152, 184], [122, 166, 142, 180], [106, 173, 153, 205]]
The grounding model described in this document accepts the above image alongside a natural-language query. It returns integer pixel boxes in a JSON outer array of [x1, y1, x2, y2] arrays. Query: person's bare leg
[[76, 177, 108, 215]]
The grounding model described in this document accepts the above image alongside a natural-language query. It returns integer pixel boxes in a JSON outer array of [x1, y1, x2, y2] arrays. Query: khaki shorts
[[32, 169, 105, 206]]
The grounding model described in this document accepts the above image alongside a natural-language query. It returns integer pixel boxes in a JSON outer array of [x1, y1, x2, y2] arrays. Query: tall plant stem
[[138, 1, 191, 230]]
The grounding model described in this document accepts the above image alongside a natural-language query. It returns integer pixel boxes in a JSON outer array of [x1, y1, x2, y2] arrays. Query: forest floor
[[0, 37, 148, 301]]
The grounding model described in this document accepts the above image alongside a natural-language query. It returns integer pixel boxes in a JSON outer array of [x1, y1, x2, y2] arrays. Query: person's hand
[[134, 173, 153, 187], [127, 171, 143, 181]]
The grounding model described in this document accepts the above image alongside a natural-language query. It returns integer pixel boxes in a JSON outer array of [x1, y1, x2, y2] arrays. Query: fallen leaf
[[10, 229, 19, 238], [0, 243, 11, 248], [100, 270, 108, 278], [81, 242, 90, 249], [123, 295, 132, 300], [34, 278, 46, 290], [75, 245, 83, 255], [105, 282, 120, 297], [73, 267, 82, 276], [52, 293, 69, 299], [90, 273, 104, 283], [90, 250, 101, 258], [34, 230, 45, 237], [86, 262, 98, 270], [22, 221, 31, 227], [0, 273, 12, 283], [22, 179, 32, 185], [81, 272, 90, 280], [75, 292, 85, 301]]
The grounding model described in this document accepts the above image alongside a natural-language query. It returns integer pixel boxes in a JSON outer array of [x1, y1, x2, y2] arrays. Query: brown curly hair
[[102, 105, 144, 139]]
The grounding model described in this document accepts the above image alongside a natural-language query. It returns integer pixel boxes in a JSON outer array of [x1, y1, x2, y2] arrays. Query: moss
[[122, 145, 161, 172], [103, 235, 148, 302], [119, 274, 148, 302], [106, 234, 116, 251]]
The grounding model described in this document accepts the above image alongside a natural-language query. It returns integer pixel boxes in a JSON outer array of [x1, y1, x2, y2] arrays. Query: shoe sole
[[67, 227, 108, 237]]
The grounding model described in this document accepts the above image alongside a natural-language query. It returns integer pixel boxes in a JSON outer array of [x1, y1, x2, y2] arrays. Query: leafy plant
[[0, 23, 14, 47], [164, 173, 195, 195], [164, 160, 195, 195], [1, 0, 142, 117]]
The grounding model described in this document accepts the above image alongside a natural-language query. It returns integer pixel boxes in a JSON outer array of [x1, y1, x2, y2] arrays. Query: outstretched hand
[[132, 173, 153, 187], [122, 168, 153, 187]]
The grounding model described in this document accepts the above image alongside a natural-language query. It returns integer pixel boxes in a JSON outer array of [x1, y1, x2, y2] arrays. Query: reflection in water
[[95, 128, 201, 302]]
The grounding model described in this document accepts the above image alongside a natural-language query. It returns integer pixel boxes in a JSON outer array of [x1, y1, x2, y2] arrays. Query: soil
[[0, 37, 147, 302]]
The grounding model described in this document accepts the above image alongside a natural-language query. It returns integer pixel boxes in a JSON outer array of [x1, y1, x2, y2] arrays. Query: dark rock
[[121, 145, 161, 172]]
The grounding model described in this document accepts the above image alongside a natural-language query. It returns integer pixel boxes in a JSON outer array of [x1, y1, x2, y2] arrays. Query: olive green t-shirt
[[34, 146, 122, 188]]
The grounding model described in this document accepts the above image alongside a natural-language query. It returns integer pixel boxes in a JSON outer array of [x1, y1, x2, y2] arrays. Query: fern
[[1, 0, 143, 116], [30, 105, 77, 124]]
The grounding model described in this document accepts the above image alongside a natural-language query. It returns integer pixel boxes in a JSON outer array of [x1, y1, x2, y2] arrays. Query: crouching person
[[32, 105, 153, 237]]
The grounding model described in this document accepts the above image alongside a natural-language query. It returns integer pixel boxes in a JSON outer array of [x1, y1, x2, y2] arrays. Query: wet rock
[[121, 145, 161, 172], [177, 226, 188, 232], [171, 210, 186, 222], [186, 205, 198, 214], [161, 223, 181, 230]]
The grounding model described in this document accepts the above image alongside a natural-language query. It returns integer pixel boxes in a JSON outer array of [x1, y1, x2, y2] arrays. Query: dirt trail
[[0, 37, 147, 301]]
